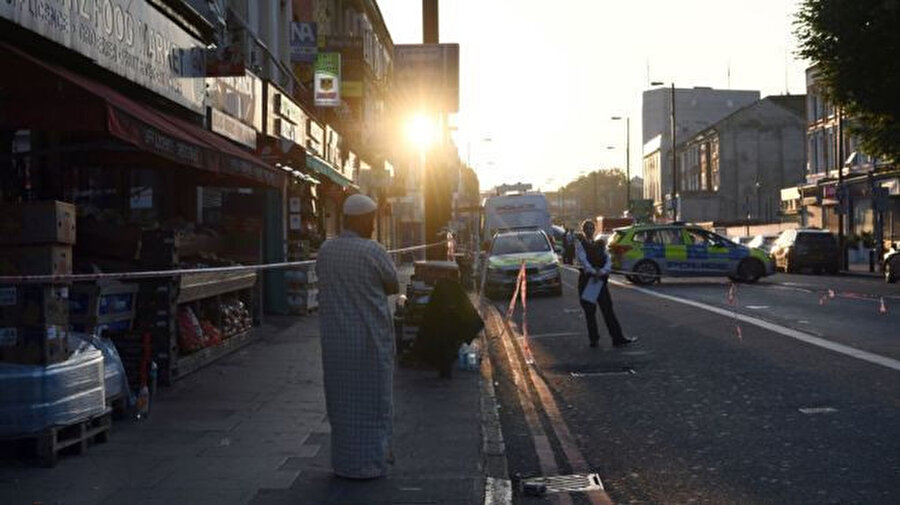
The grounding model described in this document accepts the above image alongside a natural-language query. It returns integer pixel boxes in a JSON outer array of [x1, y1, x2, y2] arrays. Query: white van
[[482, 193, 552, 245]]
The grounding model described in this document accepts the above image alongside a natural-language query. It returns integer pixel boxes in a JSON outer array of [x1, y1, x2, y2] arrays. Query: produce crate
[[0, 324, 70, 365], [0, 200, 76, 246], [0, 284, 69, 326], [0, 244, 72, 276], [69, 282, 139, 335]]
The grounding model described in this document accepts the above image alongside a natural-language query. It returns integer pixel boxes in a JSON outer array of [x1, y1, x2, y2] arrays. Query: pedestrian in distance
[[563, 228, 576, 265], [575, 219, 637, 348], [316, 194, 400, 479]]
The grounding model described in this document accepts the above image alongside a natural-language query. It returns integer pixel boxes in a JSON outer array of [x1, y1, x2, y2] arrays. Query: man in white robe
[[316, 194, 399, 479]]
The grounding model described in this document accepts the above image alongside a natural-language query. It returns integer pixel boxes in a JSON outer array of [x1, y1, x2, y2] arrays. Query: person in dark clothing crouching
[[575, 220, 637, 348]]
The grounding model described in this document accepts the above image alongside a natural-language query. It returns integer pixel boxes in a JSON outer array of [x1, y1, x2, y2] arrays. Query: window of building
[[710, 138, 720, 191]]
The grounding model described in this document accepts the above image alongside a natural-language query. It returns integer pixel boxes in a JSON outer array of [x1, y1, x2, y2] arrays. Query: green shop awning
[[306, 154, 354, 188]]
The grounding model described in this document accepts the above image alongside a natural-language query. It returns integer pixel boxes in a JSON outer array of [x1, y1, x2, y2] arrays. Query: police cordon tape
[[0, 241, 450, 285]]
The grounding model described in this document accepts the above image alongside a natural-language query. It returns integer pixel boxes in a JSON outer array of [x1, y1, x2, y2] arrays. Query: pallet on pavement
[[1, 407, 112, 467]]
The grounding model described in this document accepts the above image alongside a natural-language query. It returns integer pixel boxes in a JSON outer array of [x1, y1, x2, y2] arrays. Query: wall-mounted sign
[[207, 71, 263, 131], [289, 197, 302, 213], [342, 81, 363, 98], [266, 82, 307, 148], [290, 22, 317, 63], [289, 214, 302, 230], [0, 0, 207, 113], [210, 108, 258, 149], [394, 44, 460, 113], [314, 52, 341, 107], [275, 118, 298, 144], [308, 120, 325, 155], [275, 94, 303, 125]]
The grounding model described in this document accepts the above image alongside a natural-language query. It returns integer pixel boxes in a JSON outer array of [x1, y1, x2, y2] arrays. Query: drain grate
[[570, 367, 636, 378], [523, 473, 604, 494]]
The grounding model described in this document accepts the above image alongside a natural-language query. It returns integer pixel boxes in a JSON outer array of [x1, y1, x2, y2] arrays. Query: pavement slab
[[0, 284, 491, 505]]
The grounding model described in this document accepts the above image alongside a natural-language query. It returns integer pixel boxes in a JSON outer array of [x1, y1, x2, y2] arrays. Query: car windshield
[[491, 232, 550, 255]]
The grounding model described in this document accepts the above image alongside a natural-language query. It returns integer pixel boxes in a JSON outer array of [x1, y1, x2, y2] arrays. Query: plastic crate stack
[[285, 266, 318, 315]]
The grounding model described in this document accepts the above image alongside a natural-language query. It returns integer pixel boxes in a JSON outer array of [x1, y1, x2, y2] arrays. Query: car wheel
[[736, 258, 764, 283], [887, 261, 897, 283], [631, 260, 660, 285]]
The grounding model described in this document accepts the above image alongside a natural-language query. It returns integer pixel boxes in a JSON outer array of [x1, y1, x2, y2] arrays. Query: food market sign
[[1, 0, 206, 113]]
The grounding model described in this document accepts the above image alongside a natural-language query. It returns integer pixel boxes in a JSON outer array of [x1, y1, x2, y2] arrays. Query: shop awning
[[306, 154, 355, 188], [0, 43, 283, 189]]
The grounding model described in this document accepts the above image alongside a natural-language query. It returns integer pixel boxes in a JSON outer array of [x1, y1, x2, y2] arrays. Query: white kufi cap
[[342, 194, 377, 216]]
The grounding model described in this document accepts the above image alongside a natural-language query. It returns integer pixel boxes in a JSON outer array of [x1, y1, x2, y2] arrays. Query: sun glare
[[405, 113, 438, 150]]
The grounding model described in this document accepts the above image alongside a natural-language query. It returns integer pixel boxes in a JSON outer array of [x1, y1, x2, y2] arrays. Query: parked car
[[608, 223, 774, 284], [483, 228, 562, 298], [885, 243, 900, 283], [770, 229, 840, 274], [747, 234, 779, 254]]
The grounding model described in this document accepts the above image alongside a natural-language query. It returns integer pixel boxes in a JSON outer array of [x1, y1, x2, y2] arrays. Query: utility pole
[[421, 0, 448, 260], [837, 107, 846, 270], [671, 83, 678, 222]]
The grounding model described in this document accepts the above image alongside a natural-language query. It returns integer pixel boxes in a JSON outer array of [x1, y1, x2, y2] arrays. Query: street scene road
[[486, 268, 900, 504], [3, 1, 900, 504]]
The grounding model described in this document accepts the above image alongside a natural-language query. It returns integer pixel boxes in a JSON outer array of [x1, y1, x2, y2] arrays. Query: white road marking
[[799, 407, 838, 415], [524, 332, 582, 340], [612, 280, 900, 373], [745, 305, 770, 310]]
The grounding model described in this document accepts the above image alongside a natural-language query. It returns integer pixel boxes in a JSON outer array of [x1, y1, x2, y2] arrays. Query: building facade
[[642, 87, 760, 217], [780, 66, 899, 255], [677, 96, 807, 224]]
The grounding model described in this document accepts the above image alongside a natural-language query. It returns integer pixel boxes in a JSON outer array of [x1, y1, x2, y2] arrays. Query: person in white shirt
[[575, 220, 636, 348]]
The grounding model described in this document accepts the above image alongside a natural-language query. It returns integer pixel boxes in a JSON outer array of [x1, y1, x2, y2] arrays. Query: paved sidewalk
[[0, 312, 488, 505]]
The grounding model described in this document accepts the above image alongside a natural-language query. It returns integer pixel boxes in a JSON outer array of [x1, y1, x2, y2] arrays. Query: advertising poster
[[314, 52, 341, 107]]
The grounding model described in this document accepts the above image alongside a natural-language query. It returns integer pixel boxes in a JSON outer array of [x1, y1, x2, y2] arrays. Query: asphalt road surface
[[484, 268, 900, 504]]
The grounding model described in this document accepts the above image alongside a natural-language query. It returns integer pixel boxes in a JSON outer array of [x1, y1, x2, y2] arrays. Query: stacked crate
[[136, 229, 180, 385], [0, 201, 75, 365], [285, 266, 318, 315], [70, 282, 139, 336]]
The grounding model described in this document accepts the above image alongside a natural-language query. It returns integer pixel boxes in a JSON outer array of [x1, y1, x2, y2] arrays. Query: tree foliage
[[562, 169, 627, 219], [795, 0, 900, 163]]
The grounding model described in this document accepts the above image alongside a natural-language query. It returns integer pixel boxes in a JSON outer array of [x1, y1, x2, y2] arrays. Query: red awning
[[0, 43, 283, 188]]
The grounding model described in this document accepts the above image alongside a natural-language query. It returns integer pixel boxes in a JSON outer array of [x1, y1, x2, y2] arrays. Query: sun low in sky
[[377, 0, 809, 191]]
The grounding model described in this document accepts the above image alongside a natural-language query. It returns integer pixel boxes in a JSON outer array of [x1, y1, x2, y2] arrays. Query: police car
[[483, 228, 563, 298], [608, 223, 775, 285]]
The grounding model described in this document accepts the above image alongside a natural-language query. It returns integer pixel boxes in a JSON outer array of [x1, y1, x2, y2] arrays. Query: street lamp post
[[611, 116, 630, 213], [651, 82, 677, 221]]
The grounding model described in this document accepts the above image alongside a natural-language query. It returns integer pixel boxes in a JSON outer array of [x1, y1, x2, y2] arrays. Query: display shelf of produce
[[176, 271, 257, 304], [171, 328, 254, 380]]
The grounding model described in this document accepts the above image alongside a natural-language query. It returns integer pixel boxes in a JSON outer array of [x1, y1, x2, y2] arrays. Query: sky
[[377, 0, 810, 192]]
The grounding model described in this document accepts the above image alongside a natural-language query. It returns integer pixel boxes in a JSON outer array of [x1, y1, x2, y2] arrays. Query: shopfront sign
[[325, 126, 341, 167], [207, 71, 263, 132], [210, 108, 257, 149], [1, 0, 207, 113], [314, 52, 341, 107], [290, 22, 317, 63], [308, 120, 324, 155], [266, 82, 307, 149]]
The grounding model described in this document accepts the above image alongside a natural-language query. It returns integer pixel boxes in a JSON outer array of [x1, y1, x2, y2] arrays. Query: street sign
[[394, 44, 460, 113]]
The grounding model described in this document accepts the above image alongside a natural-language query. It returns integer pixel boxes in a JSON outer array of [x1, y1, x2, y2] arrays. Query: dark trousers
[[578, 274, 625, 344]]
